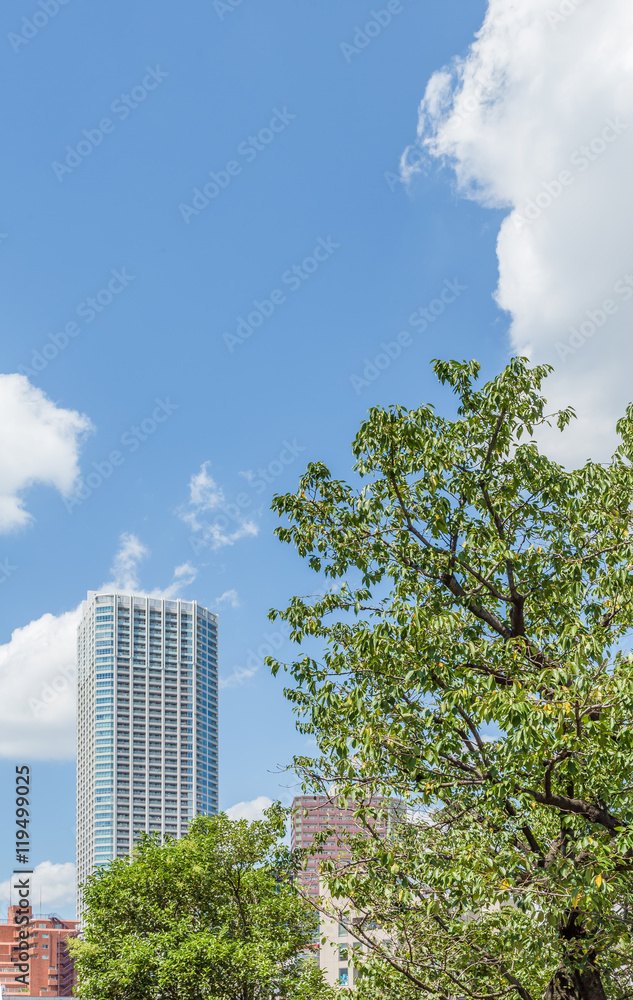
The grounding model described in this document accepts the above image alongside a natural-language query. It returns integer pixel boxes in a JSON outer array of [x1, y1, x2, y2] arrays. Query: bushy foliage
[[270, 359, 633, 1000], [71, 806, 336, 1000]]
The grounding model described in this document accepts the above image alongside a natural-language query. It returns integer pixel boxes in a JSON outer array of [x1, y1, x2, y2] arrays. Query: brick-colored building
[[291, 794, 392, 898], [291, 795, 372, 897], [0, 907, 78, 997]]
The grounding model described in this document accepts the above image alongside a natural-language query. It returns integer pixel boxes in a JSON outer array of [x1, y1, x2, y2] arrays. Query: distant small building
[[0, 907, 78, 997], [291, 794, 390, 898], [291, 794, 396, 988]]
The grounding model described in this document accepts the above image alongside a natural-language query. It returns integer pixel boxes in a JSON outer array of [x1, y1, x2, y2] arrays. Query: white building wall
[[318, 888, 390, 990], [76, 592, 218, 916]]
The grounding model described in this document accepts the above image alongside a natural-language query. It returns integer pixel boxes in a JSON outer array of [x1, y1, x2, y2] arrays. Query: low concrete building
[[318, 889, 391, 989]]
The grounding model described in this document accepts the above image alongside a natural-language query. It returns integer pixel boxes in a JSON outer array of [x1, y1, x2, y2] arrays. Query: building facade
[[291, 795, 393, 988], [0, 907, 78, 996], [291, 795, 368, 899], [317, 893, 389, 990], [76, 592, 219, 915]]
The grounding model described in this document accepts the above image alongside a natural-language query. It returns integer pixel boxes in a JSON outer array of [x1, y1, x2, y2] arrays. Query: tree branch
[[519, 788, 624, 834]]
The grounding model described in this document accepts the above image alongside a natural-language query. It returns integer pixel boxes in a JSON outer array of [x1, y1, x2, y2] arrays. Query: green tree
[[70, 806, 336, 1000], [270, 358, 633, 1000]]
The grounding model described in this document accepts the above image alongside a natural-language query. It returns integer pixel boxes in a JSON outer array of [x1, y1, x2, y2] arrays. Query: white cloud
[[109, 532, 148, 592], [178, 462, 258, 550], [215, 588, 240, 609], [101, 534, 198, 599], [0, 374, 92, 531], [189, 463, 224, 509], [413, 0, 633, 463], [0, 609, 79, 759], [159, 562, 198, 598], [219, 665, 258, 689], [225, 796, 273, 823], [0, 862, 76, 917]]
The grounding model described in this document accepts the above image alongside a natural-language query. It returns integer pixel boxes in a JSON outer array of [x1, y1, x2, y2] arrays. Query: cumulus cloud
[[0, 608, 79, 759], [189, 463, 223, 509], [0, 374, 92, 531], [225, 796, 274, 823], [0, 862, 76, 917], [178, 462, 258, 551], [412, 0, 633, 463]]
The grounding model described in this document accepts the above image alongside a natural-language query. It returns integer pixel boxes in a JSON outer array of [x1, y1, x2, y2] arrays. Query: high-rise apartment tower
[[76, 592, 218, 915]]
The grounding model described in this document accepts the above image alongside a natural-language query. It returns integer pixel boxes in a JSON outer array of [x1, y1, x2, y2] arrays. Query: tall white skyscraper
[[76, 591, 218, 914]]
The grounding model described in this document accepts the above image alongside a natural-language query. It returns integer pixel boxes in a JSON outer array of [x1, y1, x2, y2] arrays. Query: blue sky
[[3, 0, 630, 917]]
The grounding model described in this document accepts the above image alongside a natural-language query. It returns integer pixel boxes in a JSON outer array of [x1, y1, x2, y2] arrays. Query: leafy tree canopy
[[270, 358, 633, 1000], [70, 806, 336, 1000]]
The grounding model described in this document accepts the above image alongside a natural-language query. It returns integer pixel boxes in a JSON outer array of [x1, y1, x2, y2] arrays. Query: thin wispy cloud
[[102, 534, 198, 598], [160, 562, 198, 598], [177, 462, 258, 549], [219, 665, 258, 690], [109, 532, 148, 592], [215, 588, 240, 609]]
